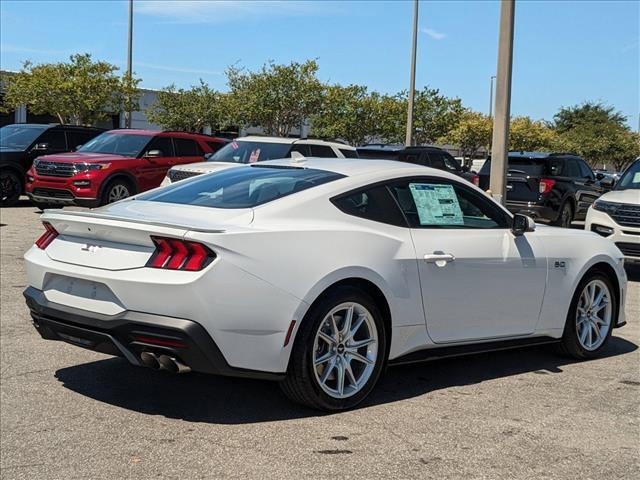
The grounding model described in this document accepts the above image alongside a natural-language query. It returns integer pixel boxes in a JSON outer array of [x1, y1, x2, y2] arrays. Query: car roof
[[257, 156, 458, 179], [5, 123, 103, 131], [238, 135, 355, 149]]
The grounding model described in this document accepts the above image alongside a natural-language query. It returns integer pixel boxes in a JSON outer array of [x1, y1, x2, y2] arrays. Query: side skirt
[[388, 336, 560, 366]]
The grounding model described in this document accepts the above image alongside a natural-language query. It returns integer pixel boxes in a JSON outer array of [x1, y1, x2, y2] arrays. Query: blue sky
[[1, 0, 638, 127]]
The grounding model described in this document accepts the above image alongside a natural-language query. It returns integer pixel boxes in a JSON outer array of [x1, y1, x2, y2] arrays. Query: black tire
[[0, 170, 23, 207], [557, 271, 617, 359], [553, 201, 573, 228], [100, 178, 133, 206], [280, 285, 388, 411]]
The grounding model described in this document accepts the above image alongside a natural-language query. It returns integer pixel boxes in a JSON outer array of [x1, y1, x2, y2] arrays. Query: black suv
[[0, 123, 104, 206], [357, 144, 474, 182], [476, 152, 613, 227]]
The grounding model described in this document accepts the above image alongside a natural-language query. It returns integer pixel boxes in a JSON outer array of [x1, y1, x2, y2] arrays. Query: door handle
[[424, 252, 455, 266]]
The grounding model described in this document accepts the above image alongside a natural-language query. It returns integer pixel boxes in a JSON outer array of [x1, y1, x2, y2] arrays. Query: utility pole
[[489, 75, 496, 118], [489, 0, 515, 205], [405, 0, 419, 147], [125, 0, 133, 129]]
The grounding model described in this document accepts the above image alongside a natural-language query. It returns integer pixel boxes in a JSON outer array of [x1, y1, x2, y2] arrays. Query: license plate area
[[42, 274, 125, 315]]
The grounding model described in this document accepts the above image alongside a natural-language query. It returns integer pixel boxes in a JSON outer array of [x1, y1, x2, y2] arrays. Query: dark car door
[[574, 158, 603, 219]]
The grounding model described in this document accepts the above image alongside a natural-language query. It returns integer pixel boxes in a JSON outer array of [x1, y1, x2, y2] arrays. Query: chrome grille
[[35, 161, 76, 178], [611, 203, 640, 227], [168, 169, 203, 182]]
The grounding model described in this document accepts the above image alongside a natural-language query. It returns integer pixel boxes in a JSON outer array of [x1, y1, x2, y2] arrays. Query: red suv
[[26, 129, 227, 208]]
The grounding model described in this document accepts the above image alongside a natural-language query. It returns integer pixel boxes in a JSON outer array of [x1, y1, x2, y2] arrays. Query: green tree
[[553, 101, 627, 133], [0, 53, 140, 125], [226, 60, 324, 137], [439, 111, 492, 160], [372, 92, 407, 144], [147, 80, 229, 132], [412, 87, 465, 144], [509, 116, 559, 152]]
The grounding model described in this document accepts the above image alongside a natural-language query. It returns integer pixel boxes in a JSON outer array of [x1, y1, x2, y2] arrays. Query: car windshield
[[139, 165, 344, 209], [0, 124, 48, 150], [615, 160, 640, 190], [77, 132, 153, 157], [208, 140, 291, 164]]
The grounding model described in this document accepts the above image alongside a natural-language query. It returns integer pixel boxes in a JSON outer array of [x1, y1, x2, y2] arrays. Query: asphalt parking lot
[[1, 202, 638, 480]]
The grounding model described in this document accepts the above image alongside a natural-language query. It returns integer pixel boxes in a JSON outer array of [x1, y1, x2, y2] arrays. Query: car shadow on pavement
[[55, 335, 637, 424]]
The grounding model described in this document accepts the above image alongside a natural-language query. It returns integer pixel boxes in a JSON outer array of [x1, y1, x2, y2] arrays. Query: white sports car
[[24, 158, 627, 410]]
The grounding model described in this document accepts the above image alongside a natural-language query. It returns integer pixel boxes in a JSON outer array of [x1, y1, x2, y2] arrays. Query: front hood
[[598, 189, 640, 205], [173, 161, 242, 173], [36, 152, 129, 163]]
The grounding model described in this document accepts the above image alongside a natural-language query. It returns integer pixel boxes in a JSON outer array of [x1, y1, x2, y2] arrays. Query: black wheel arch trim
[[99, 171, 139, 199]]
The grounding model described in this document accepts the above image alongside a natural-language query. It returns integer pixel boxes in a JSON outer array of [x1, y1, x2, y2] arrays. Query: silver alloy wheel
[[312, 302, 378, 399], [576, 279, 612, 351], [108, 184, 130, 203]]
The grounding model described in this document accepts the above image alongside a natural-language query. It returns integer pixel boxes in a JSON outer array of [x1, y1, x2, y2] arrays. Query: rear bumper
[[23, 286, 285, 381], [505, 201, 556, 223]]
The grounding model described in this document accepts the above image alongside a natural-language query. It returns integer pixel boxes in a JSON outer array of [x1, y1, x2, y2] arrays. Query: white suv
[[585, 158, 640, 263], [162, 136, 358, 185]]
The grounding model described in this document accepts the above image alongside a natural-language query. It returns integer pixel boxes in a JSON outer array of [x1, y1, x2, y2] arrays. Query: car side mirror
[[600, 176, 615, 188], [144, 149, 163, 158], [512, 213, 536, 236], [32, 142, 49, 152], [204, 152, 214, 160], [73, 144, 83, 151]]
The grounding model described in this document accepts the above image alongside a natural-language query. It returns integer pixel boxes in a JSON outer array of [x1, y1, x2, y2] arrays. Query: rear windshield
[[479, 157, 557, 176], [208, 140, 291, 164], [139, 165, 345, 209]]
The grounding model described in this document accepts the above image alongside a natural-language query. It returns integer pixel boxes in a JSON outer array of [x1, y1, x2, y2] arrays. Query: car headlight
[[592, 200, 620, 216], [73, 162, 111, 172]]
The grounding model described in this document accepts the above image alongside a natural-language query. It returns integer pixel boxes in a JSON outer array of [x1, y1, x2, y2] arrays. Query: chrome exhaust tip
[[140, 351, 160, 370], [158, 355, 191, 374]]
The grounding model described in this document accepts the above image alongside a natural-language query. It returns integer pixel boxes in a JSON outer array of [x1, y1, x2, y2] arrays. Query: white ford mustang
[[24, 158, 627, 410]]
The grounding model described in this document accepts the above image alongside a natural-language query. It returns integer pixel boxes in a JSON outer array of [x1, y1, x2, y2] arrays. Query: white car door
[[388, 177, 548, 343]]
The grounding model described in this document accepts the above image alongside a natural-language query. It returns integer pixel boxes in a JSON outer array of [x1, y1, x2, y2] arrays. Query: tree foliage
[[412, 87, 465, 145], [146, 80, 229, 132], [0, 54, 140, 126], [439, 111, 492, 159], [509, 116, 559, 152], [553, 101, 627, 133], [226, 60, 324, 137]]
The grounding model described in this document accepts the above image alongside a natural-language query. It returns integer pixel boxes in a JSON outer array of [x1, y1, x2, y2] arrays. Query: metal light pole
[[125, 0, 133, 129], [405, 0, 419, 147], [489, 75, 496, 118], [489, 0, 515, 205]]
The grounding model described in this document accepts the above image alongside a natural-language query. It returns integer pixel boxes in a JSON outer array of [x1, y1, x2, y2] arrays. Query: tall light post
[[489, 75, 496, 118], [489, 0, 515, 205], [125, 0, 133, 129], [405, 0, 419, 147]]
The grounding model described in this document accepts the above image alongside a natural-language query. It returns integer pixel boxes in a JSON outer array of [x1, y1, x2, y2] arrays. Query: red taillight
[[539, 178, 556, 194], [132, 335, 187, 349], [472, 175, 480, 187], [147, 236, 215, 271], [35, 222, 58, 249]]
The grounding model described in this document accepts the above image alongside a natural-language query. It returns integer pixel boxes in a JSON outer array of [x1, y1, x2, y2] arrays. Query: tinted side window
[[564, 159, 582, 178], [290, 144, 311, 156], [339, 148, 359, 158], [428, 152, 446, 169], [38, 130, 67, 150], [174, 138, 201, 157], [148, 137, 175, 157], [578, 159, 594, 179], [309, 144, 337, 157], [66, 131, 98, 150], [332, 185, 407, 227], [206, 141, 225, 153], [400, 152, 427, 166], [443, 153, 461, 172], [389, 178, 510, 229]]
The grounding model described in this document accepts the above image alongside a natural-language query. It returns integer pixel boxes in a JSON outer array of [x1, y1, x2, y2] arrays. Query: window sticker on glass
[[409, 183, 464, 226], [249, 148, 261, 163]]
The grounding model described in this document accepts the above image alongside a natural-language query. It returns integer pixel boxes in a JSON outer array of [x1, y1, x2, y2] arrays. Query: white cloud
[[421, 27, 446, 40], [136, 61, 222, 76], [135, 0, 334, 24]]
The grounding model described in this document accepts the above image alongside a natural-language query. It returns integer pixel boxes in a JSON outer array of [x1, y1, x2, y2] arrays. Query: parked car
[[24, 157, 626, 411], [162, 136, 357, 185], [475, 152, 614, 227], [357, 144, 475, 182], [0, 123, 104, 206], [586, 158, 640, 263], [25, 129, 227, 208]]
